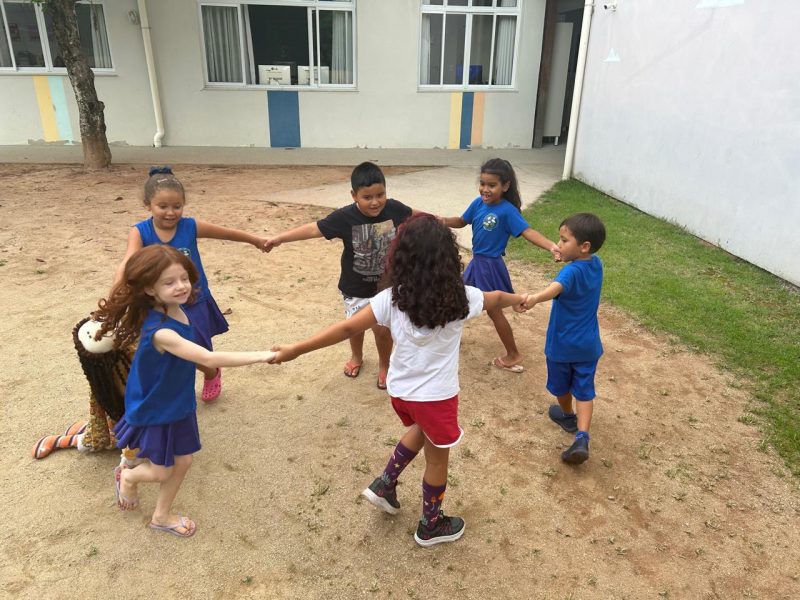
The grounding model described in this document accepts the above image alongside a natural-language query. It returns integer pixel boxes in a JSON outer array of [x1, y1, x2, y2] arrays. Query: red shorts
[[390, 395, 463, 448]]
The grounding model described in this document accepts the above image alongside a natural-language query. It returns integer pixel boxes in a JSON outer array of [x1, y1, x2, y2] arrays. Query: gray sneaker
[[414, 511, 466, 547], [561, 435, 590, 464], [548, 404, 578, 433], [361, 476, 400, 514]]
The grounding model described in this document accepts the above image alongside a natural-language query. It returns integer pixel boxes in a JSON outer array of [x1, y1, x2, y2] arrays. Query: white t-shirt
[[370, 286, 484, 401]]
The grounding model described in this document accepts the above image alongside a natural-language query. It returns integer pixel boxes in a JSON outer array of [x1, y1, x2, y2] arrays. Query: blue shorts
[[546, 358, 598, 401]]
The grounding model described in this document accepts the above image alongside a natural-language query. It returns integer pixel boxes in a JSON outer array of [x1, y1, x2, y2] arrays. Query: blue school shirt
[[545, 255, 604, 363], [136, 217, 211, 301], [124, 309, 197, 426], [461, 197, 530, 257]]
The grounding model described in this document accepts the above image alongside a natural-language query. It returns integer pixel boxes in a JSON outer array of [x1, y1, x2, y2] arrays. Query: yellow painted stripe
[[33, 76, 59, 142], [471, 92, 485, 147], [448, 92, 462, 150]]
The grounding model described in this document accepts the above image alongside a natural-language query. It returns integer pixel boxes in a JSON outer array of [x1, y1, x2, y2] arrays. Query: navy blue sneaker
[[362, 476, 400, 514], [548, 405, 578, 433], [561, 435, 590, 464], [414, 511, 465, 547]]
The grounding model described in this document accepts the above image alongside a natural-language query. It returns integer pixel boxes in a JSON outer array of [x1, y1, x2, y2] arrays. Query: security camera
[[603, 1, 618, 10]]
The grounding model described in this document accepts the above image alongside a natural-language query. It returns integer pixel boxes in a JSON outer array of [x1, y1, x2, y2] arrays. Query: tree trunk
[[44, 0, 112, 169]]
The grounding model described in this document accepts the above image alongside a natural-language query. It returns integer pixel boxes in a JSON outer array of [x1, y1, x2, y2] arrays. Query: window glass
[[468, 14, 492, 84], [0, 8, 13, 67], [442, 13, 465, 85], [202, 5, 242, 83], [472, 0, 494, 6], [492, 14, 515, 85], [317, 9, 353, 84], [248, 4, 308, 85], [44, 3, 112, 69], [420, 13, 442, 85], [5, 1, 45, 67]]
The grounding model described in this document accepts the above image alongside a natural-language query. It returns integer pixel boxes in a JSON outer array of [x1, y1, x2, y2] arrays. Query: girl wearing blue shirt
[[442, 159, 560, 373], [113, 167, 269, 402], [96, 245, 274, 537]]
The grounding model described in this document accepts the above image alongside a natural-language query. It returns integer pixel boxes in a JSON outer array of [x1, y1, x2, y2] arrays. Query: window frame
[[197, 0, 357, 90], [0, 0, 115, 74], [418, 0, 521, 91]]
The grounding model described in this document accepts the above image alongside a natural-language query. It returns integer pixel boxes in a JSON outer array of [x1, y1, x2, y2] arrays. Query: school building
[[0, 0, 580, 150], [1, 1, 799, 286]]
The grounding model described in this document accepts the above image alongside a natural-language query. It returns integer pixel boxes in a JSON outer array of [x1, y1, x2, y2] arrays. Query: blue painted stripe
[[459, 92, 474, 149], [48, 76, 74, 142], [267, 91, 301, 148]]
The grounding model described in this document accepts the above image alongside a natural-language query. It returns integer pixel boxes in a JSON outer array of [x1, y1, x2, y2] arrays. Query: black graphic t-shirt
[[317, 199, 413, 298]]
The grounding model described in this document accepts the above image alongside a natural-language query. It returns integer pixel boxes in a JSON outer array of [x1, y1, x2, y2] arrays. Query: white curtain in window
[[493, 10, 515, 85], [420, 14, 431, 85], [89, 4, 111, 68], [331, 11, 352, 84], [202, 5, 242, 83]]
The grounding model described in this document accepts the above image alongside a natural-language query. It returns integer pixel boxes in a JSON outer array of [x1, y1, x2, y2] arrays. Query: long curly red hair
[[381, 213, 469, 329], [94, 245, 199, 348]]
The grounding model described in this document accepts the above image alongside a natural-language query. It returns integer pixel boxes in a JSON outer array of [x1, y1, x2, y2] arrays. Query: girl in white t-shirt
[[270, 214, 531, 547]]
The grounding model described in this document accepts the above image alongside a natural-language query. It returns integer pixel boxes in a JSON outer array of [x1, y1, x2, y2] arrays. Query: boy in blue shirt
[[525, 213, 606, 464]]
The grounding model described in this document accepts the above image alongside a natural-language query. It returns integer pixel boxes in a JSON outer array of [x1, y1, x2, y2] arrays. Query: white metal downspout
[[562, 0, 594, 180], [137, 0, 165, 147]]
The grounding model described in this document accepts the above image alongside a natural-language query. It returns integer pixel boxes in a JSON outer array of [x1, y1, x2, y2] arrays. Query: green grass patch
[[508, 179, 800, 475]]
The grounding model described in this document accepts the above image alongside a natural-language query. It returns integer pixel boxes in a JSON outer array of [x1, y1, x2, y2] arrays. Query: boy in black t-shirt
[[264, 162, 419, 389]]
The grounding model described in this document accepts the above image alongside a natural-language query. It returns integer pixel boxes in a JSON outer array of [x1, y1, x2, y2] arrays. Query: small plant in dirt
[[353, 458, 370, 474]]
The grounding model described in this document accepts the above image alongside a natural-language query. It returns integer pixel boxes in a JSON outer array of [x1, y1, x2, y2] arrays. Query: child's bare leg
[[399, 424, 425, 454], [151, 454, 194, 532], [372, 324, 392, 383], [575, 399, 593, 433], [197, 364, 216, 379], [557, 392, 574, 415], [423, 438, 449, 487], [345, 332, 365, 376], [487, 307, 522, 365]]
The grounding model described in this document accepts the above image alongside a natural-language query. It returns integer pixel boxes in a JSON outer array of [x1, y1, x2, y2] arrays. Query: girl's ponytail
[[480, 158, 521, 211]]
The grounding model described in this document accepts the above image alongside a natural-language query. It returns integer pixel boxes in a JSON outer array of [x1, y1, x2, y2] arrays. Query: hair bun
[[148, 166, 173, 177]]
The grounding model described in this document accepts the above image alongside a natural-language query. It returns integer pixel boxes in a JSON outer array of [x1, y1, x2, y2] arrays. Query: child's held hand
[[513, 293, 534, 313], [268, 345, 299, 364], [263, 238, 282, 253], [255, 238, 271, 253], [550, 246, 562, 262]]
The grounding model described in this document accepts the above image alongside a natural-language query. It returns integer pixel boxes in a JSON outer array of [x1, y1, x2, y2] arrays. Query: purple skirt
[[464, 254, 514, 293], [114, 411, 201, 467], [184, 295, 229, 351]]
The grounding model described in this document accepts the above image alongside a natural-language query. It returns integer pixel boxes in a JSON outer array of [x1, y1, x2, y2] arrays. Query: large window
[[420, 0, 519, 89], [0, 0, 112, 71], [200, 1, 355, 88]]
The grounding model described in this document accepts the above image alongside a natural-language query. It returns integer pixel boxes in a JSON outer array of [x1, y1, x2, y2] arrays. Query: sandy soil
[[0, 164, 798, 600]]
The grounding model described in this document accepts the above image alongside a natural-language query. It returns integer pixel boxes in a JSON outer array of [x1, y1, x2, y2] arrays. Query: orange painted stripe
[[471, 92, 485, 147]]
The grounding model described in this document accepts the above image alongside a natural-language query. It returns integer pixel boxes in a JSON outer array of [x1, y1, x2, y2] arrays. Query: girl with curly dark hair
[[269, 214, 532, 547], [95, 245, 274, 538]]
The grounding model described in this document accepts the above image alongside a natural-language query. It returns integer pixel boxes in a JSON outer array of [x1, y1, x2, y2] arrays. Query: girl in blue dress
[[113, 167, 268, 402], [96, 245, 275, 537], [442, 158, 560, 373]]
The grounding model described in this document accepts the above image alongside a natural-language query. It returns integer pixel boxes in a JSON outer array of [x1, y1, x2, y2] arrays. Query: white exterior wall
[[0, 0, 155, 146], [573, 0, 800, 285], [1, 0, 545, 150]]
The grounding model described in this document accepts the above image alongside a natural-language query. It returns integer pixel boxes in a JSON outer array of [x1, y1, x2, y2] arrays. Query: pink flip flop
[[377, 370, 387, 390], [201, 368, 222, 403], [149, 516, 196, 538]]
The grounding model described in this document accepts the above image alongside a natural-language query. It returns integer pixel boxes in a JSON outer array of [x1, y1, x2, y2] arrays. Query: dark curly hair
[[382, 214, 469, 329], [94, 245, 199, 348]]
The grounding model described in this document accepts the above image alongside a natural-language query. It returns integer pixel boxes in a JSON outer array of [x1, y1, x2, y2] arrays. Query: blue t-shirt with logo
[[462, 197, 530, 257], [136, 217, 210, 301], [124, 309, 197, 426], [545, 255, 604, 363]]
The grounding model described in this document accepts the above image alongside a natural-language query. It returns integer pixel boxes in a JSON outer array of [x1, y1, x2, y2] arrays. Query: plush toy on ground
[[31, 317, 138, 464]]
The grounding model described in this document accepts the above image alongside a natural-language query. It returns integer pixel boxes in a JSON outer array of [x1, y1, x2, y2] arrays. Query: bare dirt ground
[[0, 164, 798, 600]]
